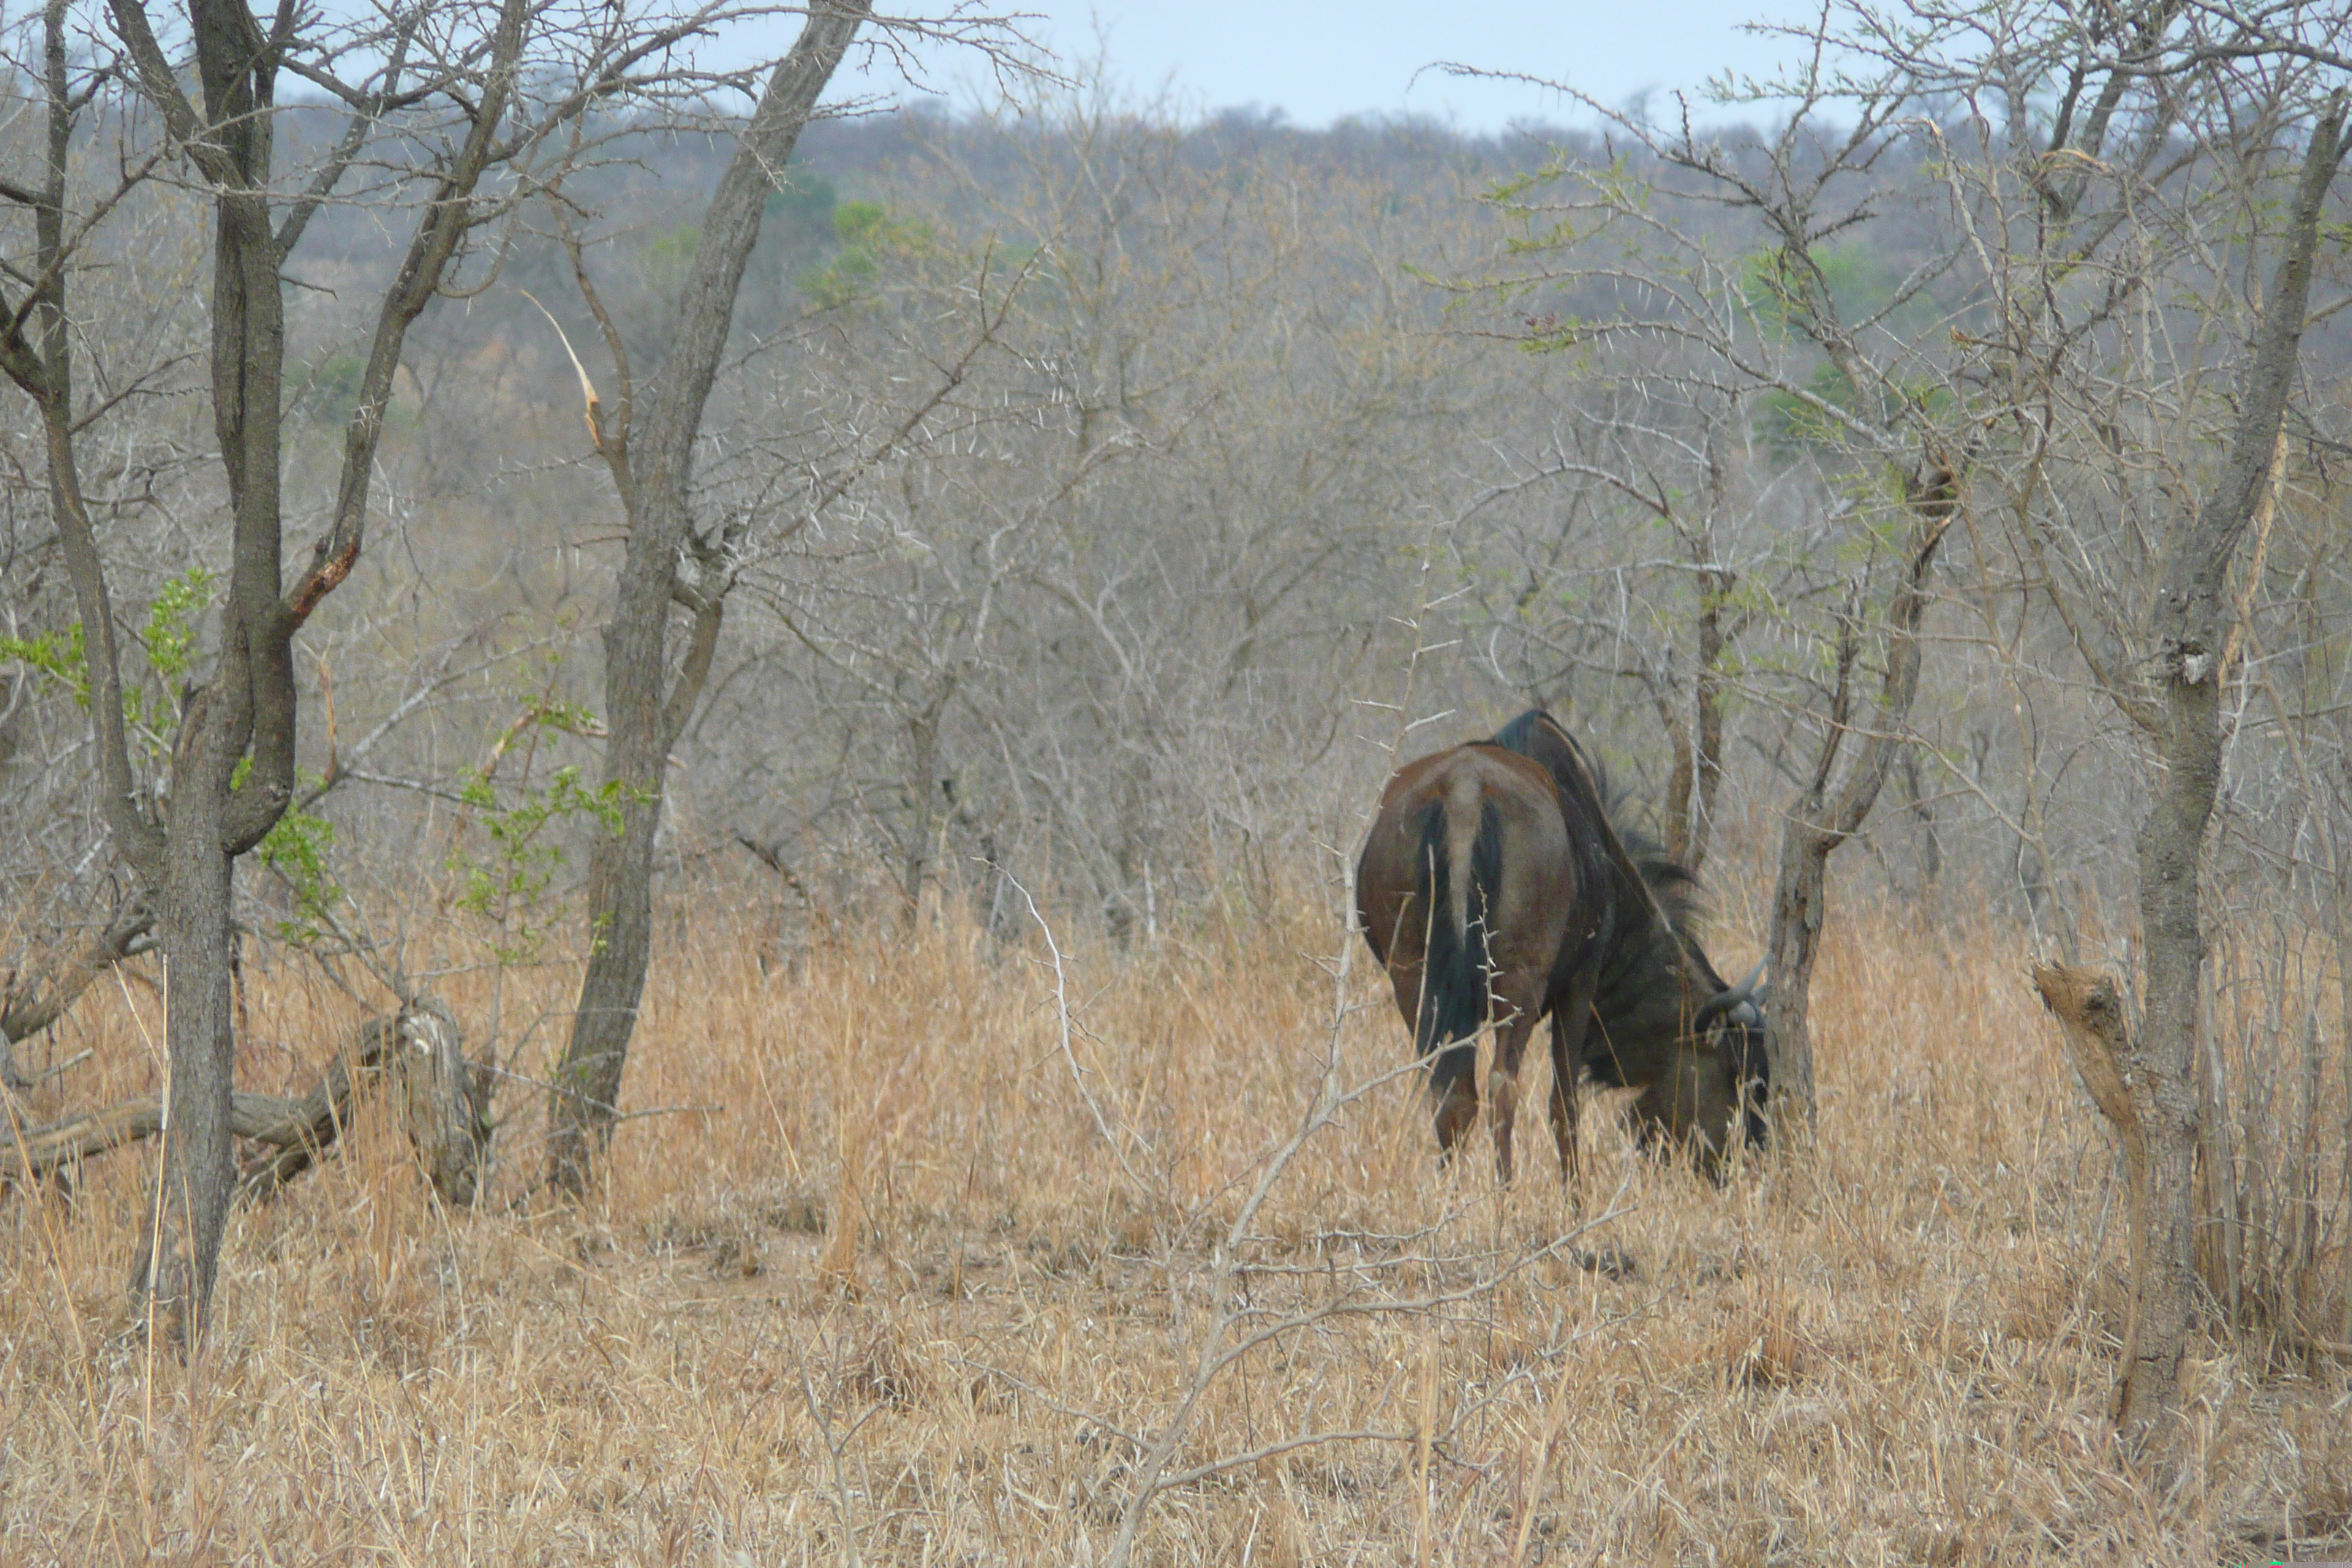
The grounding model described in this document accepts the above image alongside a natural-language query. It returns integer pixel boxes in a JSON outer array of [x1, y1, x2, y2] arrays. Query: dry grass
[[2, 881, 2348, 1567]]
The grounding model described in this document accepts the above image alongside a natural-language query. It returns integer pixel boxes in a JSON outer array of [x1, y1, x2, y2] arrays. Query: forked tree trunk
[[1763, 470, 1953, 1131], [58, 0, 532, 1343], [546, 0, 870, 1194], [2117, 98, 2345, 1449]]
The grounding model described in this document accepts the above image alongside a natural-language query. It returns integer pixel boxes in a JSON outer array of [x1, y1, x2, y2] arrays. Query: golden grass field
[[2, 879, 2347, 1566]]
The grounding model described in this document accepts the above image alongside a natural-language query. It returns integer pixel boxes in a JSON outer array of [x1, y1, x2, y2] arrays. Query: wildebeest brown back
[[1355, 743, 1577, 1181]]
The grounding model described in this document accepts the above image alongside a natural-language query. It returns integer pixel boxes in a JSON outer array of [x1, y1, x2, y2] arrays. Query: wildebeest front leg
[[1546, 969, 1598, 1189], [1490, 1004, 1542, 1186]]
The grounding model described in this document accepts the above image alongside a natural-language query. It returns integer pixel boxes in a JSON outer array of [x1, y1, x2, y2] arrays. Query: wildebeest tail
[[1412, 785, 1503, 1059]]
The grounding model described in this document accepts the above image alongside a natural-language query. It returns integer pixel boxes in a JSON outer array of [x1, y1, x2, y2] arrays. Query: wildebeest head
[[1691, 960, 1771, 1155]]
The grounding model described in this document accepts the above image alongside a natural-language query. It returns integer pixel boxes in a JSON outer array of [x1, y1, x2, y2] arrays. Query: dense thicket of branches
[[3, 0, 2351, 1435], [15, 94, 2347, 954]]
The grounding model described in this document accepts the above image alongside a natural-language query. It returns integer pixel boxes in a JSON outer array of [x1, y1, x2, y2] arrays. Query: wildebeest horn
[[1692, 961, 1766, 1032]]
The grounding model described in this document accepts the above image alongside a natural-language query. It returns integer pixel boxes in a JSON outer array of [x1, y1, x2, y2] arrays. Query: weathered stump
[[1, 998, 490, 1207]]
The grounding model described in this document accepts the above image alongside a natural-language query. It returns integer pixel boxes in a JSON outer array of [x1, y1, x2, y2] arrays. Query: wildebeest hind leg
[[1547, 1010, 1581, 1195], [1546, 971, 1598, 1192]]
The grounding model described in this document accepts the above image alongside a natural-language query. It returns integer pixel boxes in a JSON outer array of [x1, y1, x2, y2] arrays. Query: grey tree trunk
[[132, 784, 239, 1326], [1689, 571, 1727, 874], [546, 0, 871, 1194], [1900, 749, 1940, 889], [1662, 578, 1729, 874], [26, 0, 533, 1342], [2117, 98, 2345, 1447], [1763, 470, 1954, 1131], [900, 702, 943, 922]]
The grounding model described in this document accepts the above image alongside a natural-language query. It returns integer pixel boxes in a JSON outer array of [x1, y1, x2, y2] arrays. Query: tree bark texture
[[128, 796, 240, 1332], [1662, 573, 1729, 874], [547, 0, 871, 1194], [1690, 572, 1727, 873], [1663, 717, 1695, 869], [2119, 99, 2346, 1448]]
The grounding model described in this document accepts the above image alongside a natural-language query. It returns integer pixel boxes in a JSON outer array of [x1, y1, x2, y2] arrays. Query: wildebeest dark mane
[[1584, 810, 1733, 1086], [1487, 709, 1735, 1088]]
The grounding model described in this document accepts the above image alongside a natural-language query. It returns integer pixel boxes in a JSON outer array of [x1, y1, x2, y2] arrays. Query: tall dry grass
[[1, 878, 2347, 1566]]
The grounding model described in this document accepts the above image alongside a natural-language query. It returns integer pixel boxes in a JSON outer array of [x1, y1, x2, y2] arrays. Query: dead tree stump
[[3, 998, 490, 1207], [238, 999, 490, 1205]]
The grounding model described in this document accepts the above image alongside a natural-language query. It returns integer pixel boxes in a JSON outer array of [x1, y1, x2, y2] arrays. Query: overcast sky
[[832, 1, 1812, 130]]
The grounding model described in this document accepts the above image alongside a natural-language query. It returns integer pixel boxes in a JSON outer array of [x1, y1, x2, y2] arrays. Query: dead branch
[[1, 897, 156, 1083]]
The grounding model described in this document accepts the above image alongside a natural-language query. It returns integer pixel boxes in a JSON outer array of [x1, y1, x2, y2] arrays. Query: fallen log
[[0, 999, 489, 1207]]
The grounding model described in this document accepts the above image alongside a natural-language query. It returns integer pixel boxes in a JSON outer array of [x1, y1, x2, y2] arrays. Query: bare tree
[[2098, 94, 2345, 1445], [540, 0, 871, 1194], [543, 1, 1051, 1191], [1733, 0, 2352, 1444], [697, 99, 1498, 939], [1465, 377, 1763, 875], [1454, 61, 1978, 1126]]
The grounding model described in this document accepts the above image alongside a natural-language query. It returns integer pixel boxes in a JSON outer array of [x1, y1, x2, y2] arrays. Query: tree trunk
[[129, 801, 239, 1338], [2031, 965, 2152, 1426], [1763, 817, 1830, 1129], [1662, 704, 1695, 867], [2115, 97, 2345, 1449], [86, 0, 533, 1342], [1901, 748, 1940, 889], [1663, 572, 1730, 873], [1761, 470, 1953, 1131], [2125, 671, 2217, 1441], [546, 0, 869, 1194], [1690, 572, 1727, 874], [2337, 796, 2352, 1345]]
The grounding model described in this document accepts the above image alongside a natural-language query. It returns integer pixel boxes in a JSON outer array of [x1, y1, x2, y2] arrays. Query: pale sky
[[833, 1, 1812, 130]]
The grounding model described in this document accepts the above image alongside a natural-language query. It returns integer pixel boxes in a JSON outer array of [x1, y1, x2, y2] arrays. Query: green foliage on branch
[[0, 619, 88, 706], [231, 756, 342, 943], [799, 200, 937, 309], [446, 687, 643, 965], [4, 566, 218, 742]]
